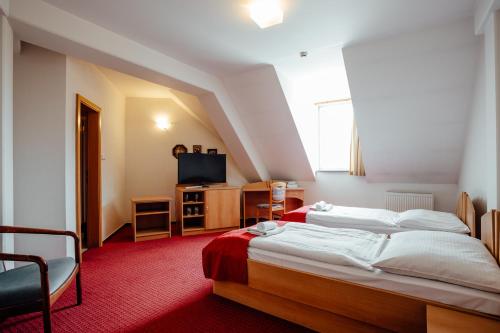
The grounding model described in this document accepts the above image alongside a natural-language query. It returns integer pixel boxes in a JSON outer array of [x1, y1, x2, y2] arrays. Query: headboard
[[481, 210, 500, 264], [456, 192, 476, 238]]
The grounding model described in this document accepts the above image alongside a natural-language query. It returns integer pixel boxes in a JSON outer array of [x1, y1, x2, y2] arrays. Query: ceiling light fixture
[[248, 0, 284, 29]]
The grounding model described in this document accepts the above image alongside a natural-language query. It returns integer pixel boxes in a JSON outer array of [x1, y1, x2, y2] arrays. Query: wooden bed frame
[[213, 194, 498, 333], [456, 191, 476, 237]]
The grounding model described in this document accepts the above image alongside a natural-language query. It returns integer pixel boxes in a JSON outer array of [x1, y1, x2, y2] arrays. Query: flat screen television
[[178, 153, 226, 185]]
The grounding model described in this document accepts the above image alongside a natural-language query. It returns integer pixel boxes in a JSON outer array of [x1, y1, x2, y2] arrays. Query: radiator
[[385, 192, 434, 212]]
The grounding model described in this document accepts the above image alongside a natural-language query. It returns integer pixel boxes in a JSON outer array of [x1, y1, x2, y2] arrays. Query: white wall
[[484, 11, 500, 209], [460, 10, 500, 213], [13, 43, 67, 260], [13, 45, 127, 260], [459, 38, 488, 215], [276, 71, 319, 172], [343, 18, 480, 184], [125, 97, 247, 220], [66, 57, 127, 239], [224, 66, 314, 181], [302, 173, 459, 213], [0, 15, 13, 271]]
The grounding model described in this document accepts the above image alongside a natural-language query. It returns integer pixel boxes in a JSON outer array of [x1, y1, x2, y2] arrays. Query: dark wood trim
[[0, 226, 81, 264], [76, 94, 103, 249]]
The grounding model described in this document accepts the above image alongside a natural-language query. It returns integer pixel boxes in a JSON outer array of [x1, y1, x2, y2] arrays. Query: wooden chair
[[256, 181, 287, 222], [0, 226, 82, 333]]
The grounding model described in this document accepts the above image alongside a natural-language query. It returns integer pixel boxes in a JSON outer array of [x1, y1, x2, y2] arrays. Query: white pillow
[[396, 209, 470, 234], [373, 231, 500, 293]]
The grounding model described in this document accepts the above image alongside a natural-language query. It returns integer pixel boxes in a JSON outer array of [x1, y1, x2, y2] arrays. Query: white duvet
[[249, 222, 388, 271]]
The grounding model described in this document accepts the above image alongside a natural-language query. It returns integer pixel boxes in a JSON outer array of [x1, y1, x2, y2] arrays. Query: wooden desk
[[243, 181, 304, 226]]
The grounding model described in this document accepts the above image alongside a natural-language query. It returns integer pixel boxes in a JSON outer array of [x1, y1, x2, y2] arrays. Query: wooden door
[[205, 189, 240, 229], [76, 94, 102, 249]]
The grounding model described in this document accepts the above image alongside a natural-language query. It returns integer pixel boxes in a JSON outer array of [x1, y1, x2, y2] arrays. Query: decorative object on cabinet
[[172, 144, 188, 159], [193, 145, 202, 153], [207, 148, 218, 155]]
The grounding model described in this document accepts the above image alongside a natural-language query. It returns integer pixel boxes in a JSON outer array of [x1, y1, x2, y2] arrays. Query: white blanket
[[249, 222, 388, 271]]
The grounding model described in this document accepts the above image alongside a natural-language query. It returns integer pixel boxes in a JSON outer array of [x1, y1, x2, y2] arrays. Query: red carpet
[[1, 226, 311, 332]]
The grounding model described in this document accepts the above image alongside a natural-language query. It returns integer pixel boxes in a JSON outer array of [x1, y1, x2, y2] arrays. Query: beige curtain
[[349, 120, 366, 176]]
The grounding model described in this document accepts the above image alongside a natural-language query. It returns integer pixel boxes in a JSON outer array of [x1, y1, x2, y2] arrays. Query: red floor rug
[[1, 226, 311, 332]]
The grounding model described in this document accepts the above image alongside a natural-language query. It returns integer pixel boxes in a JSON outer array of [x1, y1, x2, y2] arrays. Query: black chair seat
[[0, 257, 76, 308]]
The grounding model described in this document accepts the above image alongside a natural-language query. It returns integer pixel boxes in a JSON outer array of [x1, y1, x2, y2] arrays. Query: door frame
[[75, 94, 103, 248]]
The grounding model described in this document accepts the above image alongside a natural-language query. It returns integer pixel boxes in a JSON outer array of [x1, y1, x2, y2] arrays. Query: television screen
[[178, 153, 226, 184]]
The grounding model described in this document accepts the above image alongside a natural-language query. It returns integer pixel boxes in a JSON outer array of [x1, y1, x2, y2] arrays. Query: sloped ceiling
[[10, 0, 483, 185], [41, 0, 475, 77], [97, 66, 219, 136], [343, 18, 480, 184], [224, 66, 315, 181]]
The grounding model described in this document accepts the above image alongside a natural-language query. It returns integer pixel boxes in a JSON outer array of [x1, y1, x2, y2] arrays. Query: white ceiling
[[42, 0, 476, 76]]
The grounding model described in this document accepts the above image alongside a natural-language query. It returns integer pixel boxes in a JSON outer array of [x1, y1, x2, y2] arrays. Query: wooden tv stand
[[175, 185, 241, 236]]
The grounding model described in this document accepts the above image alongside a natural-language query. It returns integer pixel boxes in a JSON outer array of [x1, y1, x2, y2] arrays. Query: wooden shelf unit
[[176, 185, 241, 236], [131, 196, 172, 242]]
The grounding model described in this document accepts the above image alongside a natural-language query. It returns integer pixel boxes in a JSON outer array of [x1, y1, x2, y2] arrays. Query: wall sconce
[[155, 116, 172, 131]]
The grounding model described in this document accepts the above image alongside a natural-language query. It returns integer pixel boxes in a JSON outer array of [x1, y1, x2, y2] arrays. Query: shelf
[[136, 228, 170, 238], [182, 227, 204, 232], [183, 214, 204, 218], [136, 210, 170, 216], [183, 201, 204, 205]]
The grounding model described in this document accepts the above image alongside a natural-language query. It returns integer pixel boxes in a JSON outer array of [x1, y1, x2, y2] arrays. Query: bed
[[281, 192, 476, 236], [204, 211, 500, 333]]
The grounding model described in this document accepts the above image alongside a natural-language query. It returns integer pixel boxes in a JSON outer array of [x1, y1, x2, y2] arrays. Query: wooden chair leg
[[42, 306, 52, 333], [40, 263, 52, 333], [76, 271, 82, 305]]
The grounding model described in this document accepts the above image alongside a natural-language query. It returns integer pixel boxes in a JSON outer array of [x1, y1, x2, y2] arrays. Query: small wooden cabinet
[[131, 196, 172, 242], [176, 186, 240, 236]]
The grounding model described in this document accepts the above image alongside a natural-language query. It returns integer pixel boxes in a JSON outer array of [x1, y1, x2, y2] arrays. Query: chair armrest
[[0, 253, 48, 272], [0, 226, 81, 264]]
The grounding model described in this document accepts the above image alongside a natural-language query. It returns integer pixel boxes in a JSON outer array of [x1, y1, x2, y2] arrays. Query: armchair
[[0, 226, 82, 333]]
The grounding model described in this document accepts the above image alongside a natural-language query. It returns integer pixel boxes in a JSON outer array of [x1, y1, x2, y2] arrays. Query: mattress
[[247, 246, 500, 316]]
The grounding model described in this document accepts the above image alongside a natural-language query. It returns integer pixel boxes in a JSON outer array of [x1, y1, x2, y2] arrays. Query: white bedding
[[249, 223, 387, 271], [247, 247, 500, 316], [305, 205, 469, 234]]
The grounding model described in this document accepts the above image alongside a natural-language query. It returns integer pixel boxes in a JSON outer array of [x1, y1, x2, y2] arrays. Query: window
[[318, 100, 353, 171]]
